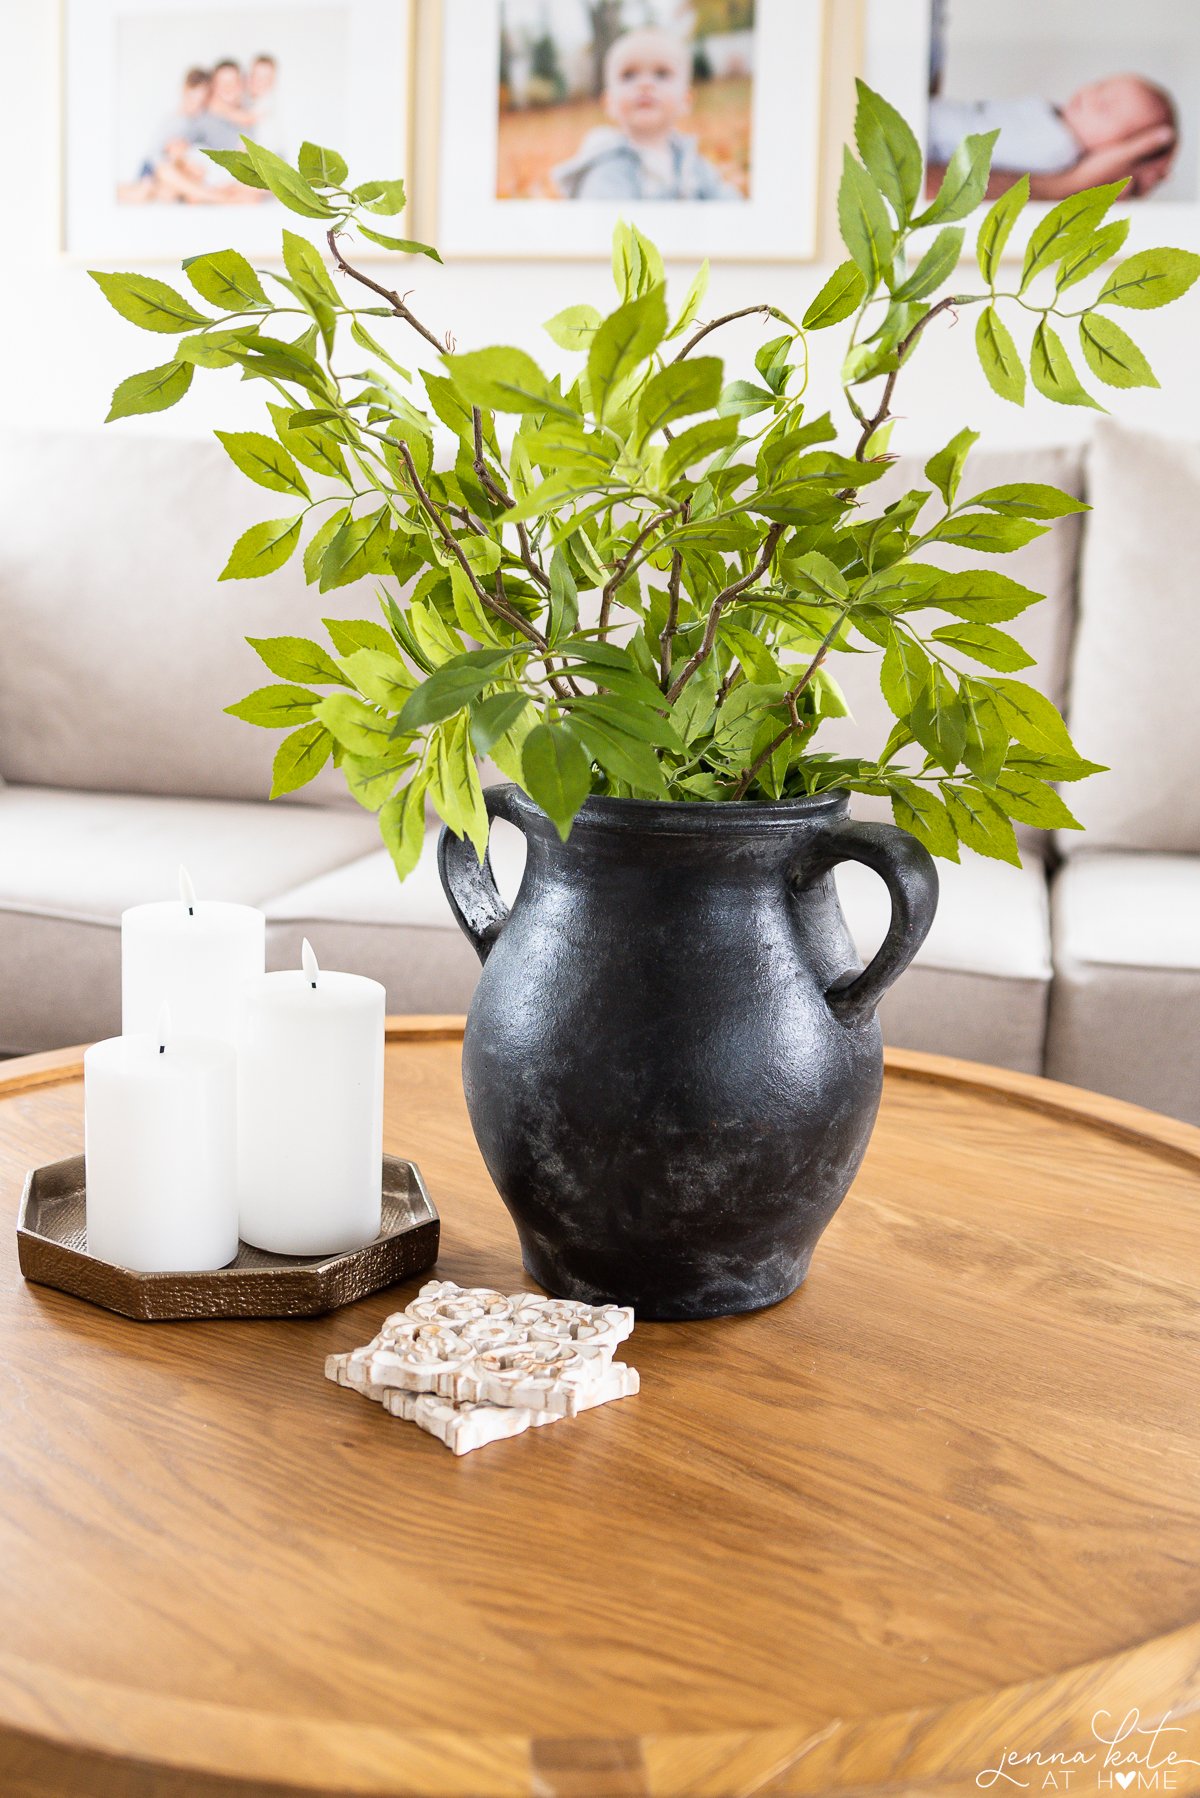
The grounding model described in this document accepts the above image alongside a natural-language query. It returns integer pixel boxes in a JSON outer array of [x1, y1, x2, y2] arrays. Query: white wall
[[8, 0, 1199, 459]]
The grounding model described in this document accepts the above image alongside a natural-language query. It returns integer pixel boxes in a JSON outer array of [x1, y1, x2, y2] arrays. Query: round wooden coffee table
[[3, 1020, 1200, 1798]]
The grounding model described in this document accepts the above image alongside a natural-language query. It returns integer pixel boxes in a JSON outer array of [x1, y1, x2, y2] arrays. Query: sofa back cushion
[[813, 444, 1085, 847], [0, 429, 374, 805], [1065, 421, 1200, 853]]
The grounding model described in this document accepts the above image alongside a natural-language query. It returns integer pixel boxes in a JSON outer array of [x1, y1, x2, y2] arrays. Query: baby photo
[[926, 0, 1198, 203], [496, 0, 755, 203]]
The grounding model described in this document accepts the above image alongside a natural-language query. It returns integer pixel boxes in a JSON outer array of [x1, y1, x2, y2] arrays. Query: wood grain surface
[[2, 1021, 1200, 1798]]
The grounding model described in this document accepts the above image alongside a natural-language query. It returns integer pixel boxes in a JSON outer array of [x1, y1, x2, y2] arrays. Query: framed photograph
[[62, 0, 412, 260], [864, 0, 1200, 259], [431, 0, 827, 261]]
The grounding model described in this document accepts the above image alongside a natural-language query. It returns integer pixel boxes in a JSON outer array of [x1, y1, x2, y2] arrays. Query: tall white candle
[[237, 941, 385, 1256], [84, 1006, 238, 1272], [122, 866, 265, 1044]]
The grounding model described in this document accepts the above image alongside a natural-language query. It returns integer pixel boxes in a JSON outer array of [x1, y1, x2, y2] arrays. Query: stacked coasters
[[325, 1279, 639, 1454]]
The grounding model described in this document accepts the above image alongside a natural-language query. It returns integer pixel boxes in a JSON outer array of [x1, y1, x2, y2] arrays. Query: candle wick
[[159, 1043, 166, 1055], [187, 906, 194, 918]]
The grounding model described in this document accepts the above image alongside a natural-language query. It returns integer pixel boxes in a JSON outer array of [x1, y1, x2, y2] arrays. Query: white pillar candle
[[237, 941, 385, 1256], [84, 1007, 238, 1272], [122, 866, 265, 1045]]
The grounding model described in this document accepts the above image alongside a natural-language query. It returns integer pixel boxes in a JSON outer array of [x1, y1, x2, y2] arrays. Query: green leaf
[[426, 715, 488, 859], [854, 79, 922, 225], [182, 248, 268, 310], [568, 714, 667, 796], [271, 722, 332, 797], [214, 429, 309, 499], [313, 692, 393, 758], [298, 141, 349, 187], [566, 694, 682, 753], [105, 360, 193, 421], [1055, 219, 1129, 293], [910, 667, 966, 771], [931, 622, 1034, 671], [548, 546, 579, 644], [348, 318, 411, 383], [544, 304, 603, 351], [802, 260, 866, 330], [636, 358, 723, 441], [471, 691, 531, 756], [241, 138, 334, 217], [893, 227, 964, 302], [1078, 313, 1158, 389], [837, 149, 894, 288], [339, 648, 415, 711], [267, 403, 349, 482], [880, 630, 931, 716], [324, 616, 400, 658], [1095, 247, 1200, 310], [975, 305, 1025, 405], [353, 175, 406, 213], [611, 220, 664, 304], [1020, 182, 1126, 290], [890, 780, 959, 860], [588, 286, 668, 419], [966, 482, 1086, 519], [89, 270, 208, 333], [341, 750, 413, 812], [225, 683, 317, 727], [319, 507, 393, 592], [976, 175, 1029, 285], [1003, 748, 1106, 784], [175, 328, 254, 369], [923, 570, 1042, 622], [521, 723, 591, 842], [943, 783, 1021, 864], [719, 380, 777, 420], [397, 649, 514, 731], [281, 227, 340, 308], [661, 417, 739, 486], [666, 260, 710, 340], [1030, 320, 1103, 410], [355, 224, 442, 261], [929, 512, 1047, 553], [201, 147, 268, 189], [786, 550, 849, 605], [995, 770, 1082, 829], [916, 130, 998, 228], [990, 679, 1076, 755], [379, 775, 429, 881], [959, 678, 1007, 785], [303, 507, 350, 585], [924, 427, 979, 506], [247, 635, 345, 686], [219, 515, 303, 581], [443, 345, 570, 416]]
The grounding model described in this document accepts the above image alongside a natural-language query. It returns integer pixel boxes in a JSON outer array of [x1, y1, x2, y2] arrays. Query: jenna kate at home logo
[[976, 1710, 1200, 1790]]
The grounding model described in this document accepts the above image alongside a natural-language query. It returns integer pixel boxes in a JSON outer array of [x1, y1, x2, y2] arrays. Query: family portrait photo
[[926, 0, 1199, 203], [495, 0, 755, 204], [62, 0, 410, 257], [437, 0, 822, 260]]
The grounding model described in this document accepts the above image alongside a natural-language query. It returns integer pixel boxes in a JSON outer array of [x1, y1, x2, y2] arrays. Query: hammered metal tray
[[17, 1154, 439, 1322]]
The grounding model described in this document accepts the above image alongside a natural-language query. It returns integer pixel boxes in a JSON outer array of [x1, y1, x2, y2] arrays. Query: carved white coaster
[[325, 1280, 639, 1453]]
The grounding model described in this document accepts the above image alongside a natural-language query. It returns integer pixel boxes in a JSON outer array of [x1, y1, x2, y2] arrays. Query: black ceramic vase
[[439, 786, 938, 1321]]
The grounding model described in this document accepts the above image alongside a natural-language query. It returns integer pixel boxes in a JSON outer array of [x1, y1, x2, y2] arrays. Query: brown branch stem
[[326, 227, 449, 355], [664, 522, 786, 706], [851, 295, 967, 462], [599, 507, 678, 637], [470, 408, 550, 595], [672, 305, 776, 363], [729, 610, 847, 800]]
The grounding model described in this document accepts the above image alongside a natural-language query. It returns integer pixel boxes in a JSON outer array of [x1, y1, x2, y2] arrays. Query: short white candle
[[122, 867, 265, 1044], [84, 1007, 238, 1272], [237, 941, 385, 1256]]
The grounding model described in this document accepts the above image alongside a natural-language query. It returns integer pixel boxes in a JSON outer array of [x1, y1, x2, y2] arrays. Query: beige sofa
[[0, 424, 1196, 1123]]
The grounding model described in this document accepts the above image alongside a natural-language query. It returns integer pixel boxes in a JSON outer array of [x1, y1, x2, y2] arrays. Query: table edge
[[7, 1020, 1200, 1175]]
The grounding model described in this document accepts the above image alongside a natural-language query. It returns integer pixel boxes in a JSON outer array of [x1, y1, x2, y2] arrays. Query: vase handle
[[437, 784, 526, 966], [803, 819, 939, 1028]]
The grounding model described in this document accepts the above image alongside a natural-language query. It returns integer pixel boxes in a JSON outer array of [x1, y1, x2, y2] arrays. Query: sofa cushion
[[836, 851, 1052, 1075], [0, 429, 378, 806], [814, 444, 1084, 856], [1046, 852, 1200, 1125], [1066, 422, 1200, 853], [0, 785, 378, 1052]]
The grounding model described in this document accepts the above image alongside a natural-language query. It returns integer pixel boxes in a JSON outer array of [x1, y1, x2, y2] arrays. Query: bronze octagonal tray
[[17, 1154, 439, 1321]]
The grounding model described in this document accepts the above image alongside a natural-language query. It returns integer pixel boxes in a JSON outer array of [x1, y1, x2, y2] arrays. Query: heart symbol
[[1116, 1775, 1136, 1791]]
